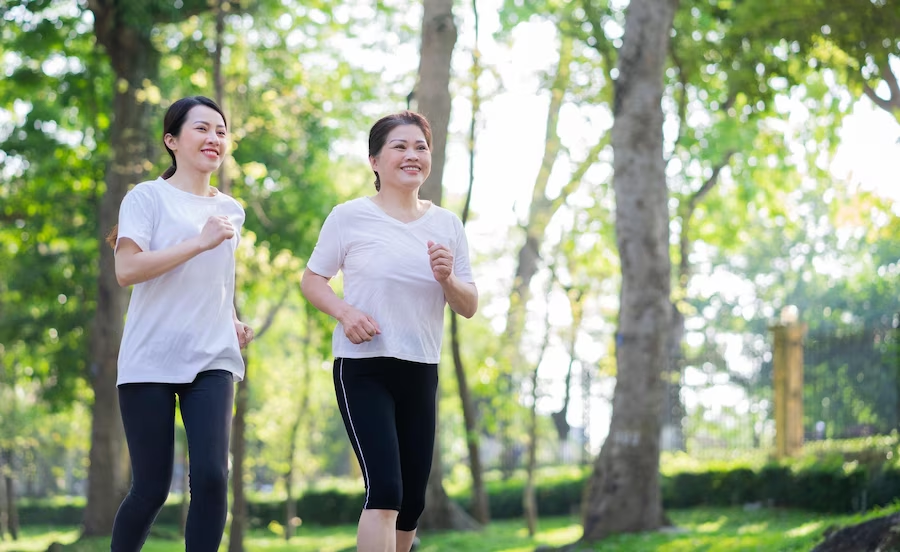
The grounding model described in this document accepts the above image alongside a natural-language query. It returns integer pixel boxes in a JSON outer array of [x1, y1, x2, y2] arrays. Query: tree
[[447, 0, 489, 523], [82, 0, 223, 534], [729, 0, 900, 122], [580, 0, 677, 541], [409, 0, 482, 533]]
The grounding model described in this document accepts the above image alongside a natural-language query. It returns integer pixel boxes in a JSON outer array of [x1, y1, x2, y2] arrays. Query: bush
[[16, 438, 900, 528]]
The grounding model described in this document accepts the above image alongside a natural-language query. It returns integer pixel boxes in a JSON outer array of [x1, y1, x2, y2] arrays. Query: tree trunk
[[228, 351, 248, 552], [450, 313, 489, 524], [83, 8, 159, 533], [0, 452, 6, 539], [497, 37, 587, 475], [285, 308, 313, 540], [417, 414, 480, 532], [661, 304, 685, 451], [552, 289, 583, 443], [581, 0, 677, 542], [413, 0, 457, 207], [2, 449, 17, 540], [179, 429, 189, 535], [214, 0, 230, 194], [448, 24, 489, 517], [524, 281, 553, 538], [414, 0, 478, 531]]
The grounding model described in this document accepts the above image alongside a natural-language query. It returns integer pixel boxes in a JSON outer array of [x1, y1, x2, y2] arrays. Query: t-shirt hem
[[333, 350, 439, 365], [116, 364, 244, 386]]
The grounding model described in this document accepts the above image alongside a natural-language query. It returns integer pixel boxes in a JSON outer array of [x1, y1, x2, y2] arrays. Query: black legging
[[112, 369, 234, 552], [333, 357, 438, 532]]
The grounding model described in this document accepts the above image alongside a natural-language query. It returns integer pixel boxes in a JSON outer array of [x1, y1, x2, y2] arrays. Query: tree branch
[[879, 60, 900, 106], [863, 83, 894, 112], [550, 134, 609, 213], [678, 150, 735, 285], [253, 286, 291, 340]]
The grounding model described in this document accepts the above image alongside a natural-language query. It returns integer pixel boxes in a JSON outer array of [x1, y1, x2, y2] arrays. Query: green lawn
[[1, 506, 894, 552]]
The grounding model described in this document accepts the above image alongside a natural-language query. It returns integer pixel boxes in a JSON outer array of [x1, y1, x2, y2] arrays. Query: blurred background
[[1, 0, 899, 550]]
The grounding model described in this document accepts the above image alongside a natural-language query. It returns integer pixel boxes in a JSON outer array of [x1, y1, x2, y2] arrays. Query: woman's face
[[165, 105, 228, 175], [370, 124, 432, 192]]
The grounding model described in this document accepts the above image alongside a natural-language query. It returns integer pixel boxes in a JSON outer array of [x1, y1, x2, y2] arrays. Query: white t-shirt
[[115, 177, 246, 385], [307, 197, 474, 364]]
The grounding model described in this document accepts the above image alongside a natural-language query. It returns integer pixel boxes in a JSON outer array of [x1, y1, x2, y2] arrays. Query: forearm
[[441, 275, 478, 319], [116, 238, 206, 287], [300, 269, 350, 321]]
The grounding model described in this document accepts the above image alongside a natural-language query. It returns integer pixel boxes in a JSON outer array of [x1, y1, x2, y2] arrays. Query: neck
[[166, 169, 214, 196], [374, 186, 421, 211]]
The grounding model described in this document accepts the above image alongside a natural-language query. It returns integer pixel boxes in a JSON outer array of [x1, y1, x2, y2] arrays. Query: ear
[[368, 155, 378, 172], [164, 133, 177, 151]]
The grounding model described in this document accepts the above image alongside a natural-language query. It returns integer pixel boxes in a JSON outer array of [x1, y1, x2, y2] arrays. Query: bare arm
[[427, 240, 478, 319], [300, 268, 380, 344], [441, 275, 479, 319], [114, 215, 234, 287]]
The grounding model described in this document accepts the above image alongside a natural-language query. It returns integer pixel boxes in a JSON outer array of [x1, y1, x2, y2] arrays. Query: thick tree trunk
[[414, 0, 457, 207], [415, 0, 479, 532], [83, 10, 159, 534], [581, 0, 677, 542], [417, 414, 480, 532], [661, 305, 685, 451]]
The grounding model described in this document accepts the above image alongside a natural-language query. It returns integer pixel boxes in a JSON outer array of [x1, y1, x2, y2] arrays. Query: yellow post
[[771, 307, 807, 458]]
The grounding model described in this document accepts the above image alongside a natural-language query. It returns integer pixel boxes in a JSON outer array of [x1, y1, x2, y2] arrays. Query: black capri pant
[[333, 357, 438, 532], [112, 369, 233, 552]]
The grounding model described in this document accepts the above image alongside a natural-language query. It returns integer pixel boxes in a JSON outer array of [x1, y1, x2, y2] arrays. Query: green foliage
[[0, 1, 113, 404], [13, 506, 900, 552]]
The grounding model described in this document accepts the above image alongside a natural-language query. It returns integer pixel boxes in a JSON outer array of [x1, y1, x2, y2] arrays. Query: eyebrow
[[193, 120, 227, 128], [389, 138, 427, 144]]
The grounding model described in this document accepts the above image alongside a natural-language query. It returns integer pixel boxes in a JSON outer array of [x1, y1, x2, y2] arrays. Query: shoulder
[[431, 204, 464, 228], [330, 197, 371, 218], [126, 178, 163, 198], [215, 191, 245, 213], [122, 179, 164, 207]]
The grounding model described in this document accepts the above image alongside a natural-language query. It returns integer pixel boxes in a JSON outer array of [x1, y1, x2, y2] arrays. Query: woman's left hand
[[235, 320, 254, 349], [427, 240, 453, 283]]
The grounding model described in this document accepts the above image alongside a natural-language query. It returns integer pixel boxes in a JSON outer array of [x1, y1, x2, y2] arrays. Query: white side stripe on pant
[[339, 358, 371, 508]]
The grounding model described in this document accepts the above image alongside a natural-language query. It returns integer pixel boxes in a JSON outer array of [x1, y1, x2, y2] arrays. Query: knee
[[129, 482, 170, 511], [396, 495, 426, 531], [189, 461, 229, 499], [366, 475, 403, 511]]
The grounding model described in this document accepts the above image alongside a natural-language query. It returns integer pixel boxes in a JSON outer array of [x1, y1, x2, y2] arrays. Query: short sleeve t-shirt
[[306, 197, 474, 364], [115, 177, 246, 385]]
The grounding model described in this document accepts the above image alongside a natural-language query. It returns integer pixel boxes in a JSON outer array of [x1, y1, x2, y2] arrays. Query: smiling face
[[164, 104, 227, 176], [369, 124, 432, 193]]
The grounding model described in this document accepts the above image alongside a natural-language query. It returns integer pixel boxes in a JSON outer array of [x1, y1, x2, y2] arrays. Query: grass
[[2, 506, 898, 552]]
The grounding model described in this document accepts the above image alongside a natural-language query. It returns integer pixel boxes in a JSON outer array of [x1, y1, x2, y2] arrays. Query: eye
[[217, 131, 226, 137]]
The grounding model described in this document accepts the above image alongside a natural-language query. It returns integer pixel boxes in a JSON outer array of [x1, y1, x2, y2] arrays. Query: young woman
[[107, 95, 252, 552], [301, 111, 478, 552]]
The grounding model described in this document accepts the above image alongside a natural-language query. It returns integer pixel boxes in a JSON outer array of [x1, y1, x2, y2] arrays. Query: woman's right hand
[[199, 215, 235, 250], [338, 306, 381, 344]]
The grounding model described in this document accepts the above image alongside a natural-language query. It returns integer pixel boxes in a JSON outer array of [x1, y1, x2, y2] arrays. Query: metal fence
[[475, 317, 900, 471]]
